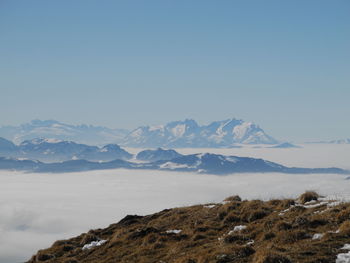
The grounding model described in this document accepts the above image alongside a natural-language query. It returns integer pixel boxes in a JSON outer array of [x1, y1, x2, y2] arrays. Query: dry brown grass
[[253, 250, 292, 263], [298, 191, 319, 204], [339, 220, 350, 236], [223, 195, 242, 202], [27, 192, 350, 263]]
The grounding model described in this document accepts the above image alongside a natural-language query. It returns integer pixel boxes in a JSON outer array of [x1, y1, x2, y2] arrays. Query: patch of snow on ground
[[337, 251, 350, 263], [166, 229, 182, 234], [279, 199, 343, 216], [246, 240, 254, 245], [82, 240, 107, 250], [204, 204, 216, 209], [228, 225, 247, 234], [312, 233, 324, 240], [337, 243, 350, 263], [342, 244, 350, 250]]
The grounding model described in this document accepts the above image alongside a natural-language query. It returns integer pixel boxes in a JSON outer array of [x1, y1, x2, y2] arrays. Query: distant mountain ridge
[[0, 118, 278, 148], [0, 137, 347, 175], [0, 152, 347, 175], [122, 118, 278, 148], [0, 119, 129, 145], [136, 148, 183, 162], [0, 137, 132, 162]]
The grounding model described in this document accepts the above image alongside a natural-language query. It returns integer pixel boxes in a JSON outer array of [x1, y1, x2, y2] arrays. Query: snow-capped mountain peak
[[123, 119, 277, 148], [21, 138, 65, 145], [0, 120, 129, 145]]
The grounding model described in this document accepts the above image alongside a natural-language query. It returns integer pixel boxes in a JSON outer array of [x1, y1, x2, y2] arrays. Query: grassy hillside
[[28, 192, 350, 263]]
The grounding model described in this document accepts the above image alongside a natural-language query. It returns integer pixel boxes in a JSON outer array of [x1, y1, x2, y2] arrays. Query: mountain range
[[122, 118, 278, 148], [0, 119, 129, 145], [0, 119, 278, 148], [0, 152, 347, 175], [0, 137, 132, 162], [0, 136, 347, 174], [136, 148, 183, 162]]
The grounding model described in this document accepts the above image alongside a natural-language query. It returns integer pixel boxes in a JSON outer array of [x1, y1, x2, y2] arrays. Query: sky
[[0, 0, 349, 141]]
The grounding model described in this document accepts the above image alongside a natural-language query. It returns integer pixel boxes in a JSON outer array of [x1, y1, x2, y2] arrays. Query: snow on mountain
[[123, 118, 278, 148], [18, 138, 98, 162], [77, 144, 132, 162], [136, 148, 183, 162], [156, 153, 287, 174], [0, 119, 278, 148], [0, 119, 129, 145], [154, 153, 348, 175]]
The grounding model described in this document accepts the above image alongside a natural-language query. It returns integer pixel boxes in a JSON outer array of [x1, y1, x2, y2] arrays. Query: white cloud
[[171, 144, 350, 169]]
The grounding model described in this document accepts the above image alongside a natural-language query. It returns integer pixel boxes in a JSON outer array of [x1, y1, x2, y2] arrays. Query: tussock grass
[[298, 191, 319, 204], [28, 192, 350, 263]]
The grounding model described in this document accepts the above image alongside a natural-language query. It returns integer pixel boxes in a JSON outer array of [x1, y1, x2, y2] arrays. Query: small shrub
[[223, 195, 242, 202], [298, 191, 319, 204]]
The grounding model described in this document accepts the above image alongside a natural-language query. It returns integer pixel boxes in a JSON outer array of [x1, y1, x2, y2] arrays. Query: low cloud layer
[[172, 144, 350, 170], [1, 145, 350, 262]]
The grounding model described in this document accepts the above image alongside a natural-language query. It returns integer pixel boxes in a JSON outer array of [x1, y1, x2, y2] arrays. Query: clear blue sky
[[1, 0, 349, 141]]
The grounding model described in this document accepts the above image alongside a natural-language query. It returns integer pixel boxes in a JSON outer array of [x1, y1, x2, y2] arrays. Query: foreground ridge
[[28, 192, 350, 263]]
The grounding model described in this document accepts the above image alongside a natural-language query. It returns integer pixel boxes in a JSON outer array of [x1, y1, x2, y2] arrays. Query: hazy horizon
[[0, 117, 349, 144]]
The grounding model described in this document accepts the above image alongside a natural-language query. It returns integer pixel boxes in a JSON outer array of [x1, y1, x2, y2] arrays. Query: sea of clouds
[[1, 144, 350, 263]]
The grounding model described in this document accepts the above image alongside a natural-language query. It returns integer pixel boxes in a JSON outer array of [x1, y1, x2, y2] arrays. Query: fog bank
[[0, 168, 349, 262]]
